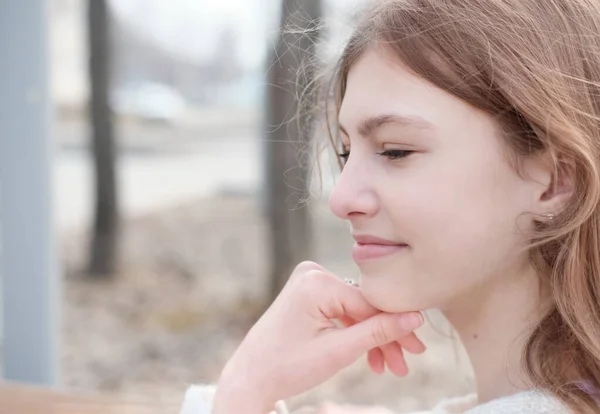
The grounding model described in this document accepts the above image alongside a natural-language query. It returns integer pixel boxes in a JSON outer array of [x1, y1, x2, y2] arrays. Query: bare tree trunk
[[265, 0, 322, 300], [87, 0, 119, 277]]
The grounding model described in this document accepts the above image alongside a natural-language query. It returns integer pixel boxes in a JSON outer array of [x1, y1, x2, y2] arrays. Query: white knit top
[[178, 385, 571, 414]]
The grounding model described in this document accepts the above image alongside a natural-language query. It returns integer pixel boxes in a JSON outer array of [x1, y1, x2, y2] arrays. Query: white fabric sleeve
[[178, 387, 572, 414], [179, 385, 216, 414], [178, 384, 290, 414]]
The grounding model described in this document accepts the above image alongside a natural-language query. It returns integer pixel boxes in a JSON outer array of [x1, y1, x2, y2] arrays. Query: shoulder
[[424, 393, 478, 413], [426, 390, 570, 414], [462, 390, 570, 414]]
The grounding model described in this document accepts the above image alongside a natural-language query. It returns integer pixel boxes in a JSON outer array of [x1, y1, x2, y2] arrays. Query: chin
[[358, 276, 430, 313]]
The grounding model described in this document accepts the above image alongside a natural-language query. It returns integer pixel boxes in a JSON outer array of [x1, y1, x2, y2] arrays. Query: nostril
[[348, 211, 366, 217]]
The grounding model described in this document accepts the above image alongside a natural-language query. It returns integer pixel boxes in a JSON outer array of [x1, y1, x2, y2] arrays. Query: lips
[[352, 234, 408, 263]]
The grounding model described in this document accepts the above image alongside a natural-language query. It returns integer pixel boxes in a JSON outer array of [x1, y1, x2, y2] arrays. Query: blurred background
[[1, 0, 475, 412]]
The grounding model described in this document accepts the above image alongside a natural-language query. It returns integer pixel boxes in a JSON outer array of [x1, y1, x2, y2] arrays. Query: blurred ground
[[59, 195, 475, 413], [53, 108, 262, 231]]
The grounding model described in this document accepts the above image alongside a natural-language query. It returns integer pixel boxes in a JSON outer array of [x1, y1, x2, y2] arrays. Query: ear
[[529, 152, 575, 217]]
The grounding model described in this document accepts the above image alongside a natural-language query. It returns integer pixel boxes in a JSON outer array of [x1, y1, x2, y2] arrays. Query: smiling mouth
[[351, 241, 408, 263]]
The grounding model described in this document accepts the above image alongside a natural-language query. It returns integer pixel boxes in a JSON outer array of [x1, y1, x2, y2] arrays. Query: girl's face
[[329, 46, 550, 313]]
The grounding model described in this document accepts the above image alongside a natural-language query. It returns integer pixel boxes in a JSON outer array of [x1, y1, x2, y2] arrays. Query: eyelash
[[337, 149, 413, 162]]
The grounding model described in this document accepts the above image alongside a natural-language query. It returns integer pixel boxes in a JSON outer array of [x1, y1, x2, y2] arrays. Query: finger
[[342, 315, 425, 354], [344, 316, 389, 375], [293, 260, 325, 275], [397, 332, 427, 354], [348, 316, 412, 375], [285, 261, 326, 292], [380, 342, 408, 377], [325, 311, 424, 364], [311, 274, 381, 322], [367, 348, 385, 375], [341, 314, 425, 358]]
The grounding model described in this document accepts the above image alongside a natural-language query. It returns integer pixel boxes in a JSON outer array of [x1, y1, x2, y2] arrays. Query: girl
[[180, 0, 600, 412]]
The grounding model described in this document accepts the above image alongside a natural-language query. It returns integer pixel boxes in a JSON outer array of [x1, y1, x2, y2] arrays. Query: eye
[[337, 149, 350, 163], [376, 149, 413, 160]]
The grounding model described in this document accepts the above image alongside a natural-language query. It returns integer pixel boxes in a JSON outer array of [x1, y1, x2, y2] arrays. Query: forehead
[[338, 46, 486, 135]]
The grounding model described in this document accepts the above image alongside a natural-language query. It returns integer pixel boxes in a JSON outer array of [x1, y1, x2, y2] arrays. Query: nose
[[329, 157, 379, 220]]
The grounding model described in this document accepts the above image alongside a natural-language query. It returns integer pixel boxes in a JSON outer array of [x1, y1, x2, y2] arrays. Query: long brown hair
[[319, 0, 600, 412]]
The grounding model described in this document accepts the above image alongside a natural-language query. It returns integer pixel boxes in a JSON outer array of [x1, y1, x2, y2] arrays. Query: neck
[[442, 263, 550, 405]]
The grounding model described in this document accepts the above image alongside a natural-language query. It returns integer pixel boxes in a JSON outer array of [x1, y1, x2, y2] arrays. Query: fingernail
[[398, 312, 424, 331]]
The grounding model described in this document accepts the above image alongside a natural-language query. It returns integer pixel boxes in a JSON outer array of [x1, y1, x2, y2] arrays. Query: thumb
[[329, 312, 424, 362]]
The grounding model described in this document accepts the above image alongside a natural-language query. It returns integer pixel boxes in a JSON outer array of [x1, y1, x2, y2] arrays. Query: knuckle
[[301, 269, 330, 288], [371, 319, 391, 345], [289, 261, 323, 284], [294, 260, 322, 273], [292, 269, 339, 304]]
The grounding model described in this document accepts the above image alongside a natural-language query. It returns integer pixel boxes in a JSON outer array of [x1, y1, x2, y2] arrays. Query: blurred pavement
[[53, 125, 261, 232]]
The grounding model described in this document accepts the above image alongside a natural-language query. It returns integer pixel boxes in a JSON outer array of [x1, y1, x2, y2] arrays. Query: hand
[[338, 314, 425, 377], [213, 261, 425, 414]]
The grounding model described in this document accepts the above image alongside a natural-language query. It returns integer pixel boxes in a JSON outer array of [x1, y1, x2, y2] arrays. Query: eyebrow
[[338, 113, 436, 137]]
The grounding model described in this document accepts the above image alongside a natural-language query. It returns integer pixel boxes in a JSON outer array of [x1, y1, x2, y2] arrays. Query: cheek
[[358, 149, 534, 312], [386, 154, 530, 275]]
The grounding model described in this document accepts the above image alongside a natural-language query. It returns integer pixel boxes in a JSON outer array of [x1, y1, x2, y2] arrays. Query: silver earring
[[344, 278, 359, 287], [543, 213, 555, 220]]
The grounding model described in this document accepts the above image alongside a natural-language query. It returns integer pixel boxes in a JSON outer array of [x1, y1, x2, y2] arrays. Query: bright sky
[[110, 0, 364, 68], [111, 0, 279, 68]]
